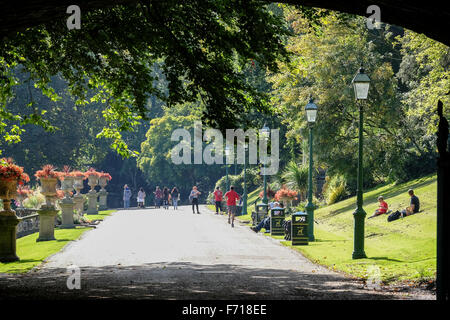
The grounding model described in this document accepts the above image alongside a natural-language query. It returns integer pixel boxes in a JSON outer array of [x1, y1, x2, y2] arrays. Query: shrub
[[323, 174, 349, 204], [22, 192, 46, 209]]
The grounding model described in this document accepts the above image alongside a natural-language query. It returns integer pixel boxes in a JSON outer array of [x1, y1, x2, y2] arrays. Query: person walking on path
[[154, 186, 163, 208], [137, 187, 146, 208], [171, 187, 180, 210], [123, 184, 132, 209], [213, 187, 223, 215], [225, 186, 240, 228], [163, 187, 170, 210], [189, 186, 201, 214]]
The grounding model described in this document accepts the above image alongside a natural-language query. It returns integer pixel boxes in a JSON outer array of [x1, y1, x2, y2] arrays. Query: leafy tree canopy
[[0, 0, 290, 157]]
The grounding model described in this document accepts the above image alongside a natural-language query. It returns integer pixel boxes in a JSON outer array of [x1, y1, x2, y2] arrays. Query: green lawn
[[0, 209, 117, 274], [281, 174, 437, 284], [0, 227, 92, 273], [84, 209, 117, 221]]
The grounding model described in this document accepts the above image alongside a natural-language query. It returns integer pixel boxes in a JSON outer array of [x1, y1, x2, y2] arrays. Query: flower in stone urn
[[0, 158, 30, 213], [84, 168, 100, 191], [16, 185, 32, 208], [70, 170, 87, 196], [35, 164, 61, 207], [58, 166, 75, 198], [98, 172, 112, 192]]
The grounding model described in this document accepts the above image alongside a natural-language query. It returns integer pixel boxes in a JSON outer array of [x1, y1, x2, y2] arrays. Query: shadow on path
[[0, 261, 412, 300]]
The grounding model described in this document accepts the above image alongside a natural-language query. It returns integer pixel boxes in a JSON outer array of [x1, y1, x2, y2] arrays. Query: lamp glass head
[[305, 99, 318, 123], [261, 123, 270, 141], [352, 67, 371, 100]]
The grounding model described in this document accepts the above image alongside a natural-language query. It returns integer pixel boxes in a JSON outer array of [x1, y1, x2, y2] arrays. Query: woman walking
[[189, 186, 201, 214], [137, 187, 146, 208], [163, 187, 170, 210], [123, 184, 132, 209], [171, 187, 180, 210], [154, 186, 162, 208]]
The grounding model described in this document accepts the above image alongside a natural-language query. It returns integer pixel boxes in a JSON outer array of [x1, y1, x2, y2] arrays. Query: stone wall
[[15, 208, 40, 239]]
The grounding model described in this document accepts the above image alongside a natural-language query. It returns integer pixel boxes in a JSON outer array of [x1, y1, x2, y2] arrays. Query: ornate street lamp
[[225, 145, 231, 191], [305, 98, 318, 241], [260, 123, 270, 204], [243, 142, 248, 215], [351, 66, 370, 259]]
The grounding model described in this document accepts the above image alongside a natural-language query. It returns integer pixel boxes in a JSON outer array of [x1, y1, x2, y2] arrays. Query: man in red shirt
[[213, 187, 223, 215], [368, 196, 389, 219], [224, 186, 240, 228]]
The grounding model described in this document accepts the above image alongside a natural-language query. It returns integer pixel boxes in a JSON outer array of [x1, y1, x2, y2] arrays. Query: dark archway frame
[[1, 0, 449, 300]]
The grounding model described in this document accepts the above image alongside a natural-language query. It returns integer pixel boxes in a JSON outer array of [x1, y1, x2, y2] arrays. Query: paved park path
[[0, 205, 434, 300]]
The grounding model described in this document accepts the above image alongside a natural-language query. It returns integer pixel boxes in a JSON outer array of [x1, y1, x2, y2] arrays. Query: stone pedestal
[[98, 190, 108, 210], [73, 194, 84, 216], [0, 208, 20, 262], [86, 191, 98, 215], [37, 205, 58, 242], [60, 200, 75, 229]]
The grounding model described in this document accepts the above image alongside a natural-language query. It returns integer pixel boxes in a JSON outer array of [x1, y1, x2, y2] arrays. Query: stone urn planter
[[39, 177, 58, 206], [98, 173, 111, 210], [35, 165, 61, 242], [59, 175, 75, 229], [85, 169, 100, 215], [0, 178, 20, 262]]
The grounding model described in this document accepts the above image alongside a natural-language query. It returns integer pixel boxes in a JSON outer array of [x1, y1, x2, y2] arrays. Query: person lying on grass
[[368, 196, 389, 219]]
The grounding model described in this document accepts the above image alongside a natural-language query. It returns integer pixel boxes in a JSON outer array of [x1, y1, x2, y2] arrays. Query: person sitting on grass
[[251, 202, 283, 233], [402, 189, 420, 216], [368, 196, 389, 219]]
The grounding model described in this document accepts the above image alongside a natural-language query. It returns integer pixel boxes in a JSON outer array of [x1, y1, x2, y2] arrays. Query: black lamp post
[[305, 98, 318, 241], [225, 145, 230, 191], [351, 66, 370, 259], [261, 123, 270, 204], [243, 142, 248, 215]]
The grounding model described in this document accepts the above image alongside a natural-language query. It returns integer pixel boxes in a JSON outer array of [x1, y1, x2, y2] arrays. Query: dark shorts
[[228, 205, 237, 214]]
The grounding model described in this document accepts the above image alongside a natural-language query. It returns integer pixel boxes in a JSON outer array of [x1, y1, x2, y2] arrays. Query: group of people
[[123, 184, 241, 228], [122, 185, 180, 209], [212, 186, 241, 228], [368, 188, 420, 219], [153, 186, 180, 210]]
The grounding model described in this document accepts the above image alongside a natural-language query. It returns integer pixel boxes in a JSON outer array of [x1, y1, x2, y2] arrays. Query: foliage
[[322, 174, 348, 204], [280, 160, 309, 200], [22, 191, 45, 209], [268, 8, 442, 188], [34, 164, 60, 179], [0, 1, 290, 156]]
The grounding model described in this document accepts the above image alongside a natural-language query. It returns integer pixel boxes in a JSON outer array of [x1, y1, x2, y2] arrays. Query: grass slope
[[283, 174, 437, 284]]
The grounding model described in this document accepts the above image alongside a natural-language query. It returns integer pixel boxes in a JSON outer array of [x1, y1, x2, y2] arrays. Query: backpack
[[387, 210, 401, 222]]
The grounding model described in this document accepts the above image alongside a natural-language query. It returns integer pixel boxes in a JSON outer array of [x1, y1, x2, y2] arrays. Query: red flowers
[[99, 172, 112, 181], [84, 167, 101, 178], [275, 188, 298, 201], [17, 185, 32, 196], [35, 164, 62, 179], [69, 170, 87, 179], [0, 157, 30, 184]]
